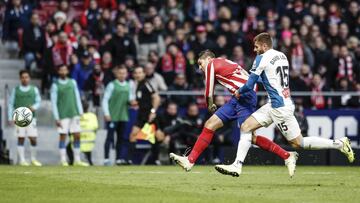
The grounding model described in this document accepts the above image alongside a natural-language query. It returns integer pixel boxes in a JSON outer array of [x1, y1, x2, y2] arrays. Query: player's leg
[[17, 136, 28, 166], [28, 137, 41, 166], [115, 121, 127, 165], [288, 128, 354, 163], [104, 121, 115, 165], [273, 105, 354, 163], [70, 117, 89, 166], [128, 125, 141, 164], [27, 119, 41, 166], [57, 118, 70, 166], [170, 114, 222, 171]]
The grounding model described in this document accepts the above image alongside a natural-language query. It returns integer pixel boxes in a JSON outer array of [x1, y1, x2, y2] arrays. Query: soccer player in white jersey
[[215, 32, 354, 176]]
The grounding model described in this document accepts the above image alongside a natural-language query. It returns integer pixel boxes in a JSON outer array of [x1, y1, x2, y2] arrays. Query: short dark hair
[[57, 64, 67, 70], [254, 32, 273, 48], [19, 69, 30, 77], [198, 49, 215, 59]]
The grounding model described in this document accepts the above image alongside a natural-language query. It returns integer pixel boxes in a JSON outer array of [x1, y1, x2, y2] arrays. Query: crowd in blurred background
[[1, 0, 359, 164], [1, 0, 359, 109]]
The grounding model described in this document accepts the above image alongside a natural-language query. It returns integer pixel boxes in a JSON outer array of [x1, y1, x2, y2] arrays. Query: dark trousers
[[104, 121, 128, 160]]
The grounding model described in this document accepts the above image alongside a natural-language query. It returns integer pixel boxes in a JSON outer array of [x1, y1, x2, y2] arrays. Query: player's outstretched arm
[[237, 73, 259, 94]]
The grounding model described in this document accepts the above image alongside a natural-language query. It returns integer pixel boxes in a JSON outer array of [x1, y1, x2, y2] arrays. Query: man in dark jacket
[[106, 23, 137, 66], [22, 13, 46, 70]]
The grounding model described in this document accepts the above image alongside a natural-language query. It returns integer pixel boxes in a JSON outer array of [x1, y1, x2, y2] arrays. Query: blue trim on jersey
[[238, 73, 258, 94], [260, 72, 284, 108], [254, 55, 263, 68]]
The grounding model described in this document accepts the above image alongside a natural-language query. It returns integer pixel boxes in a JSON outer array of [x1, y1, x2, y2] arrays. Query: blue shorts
[[215, 90, 257, 127]]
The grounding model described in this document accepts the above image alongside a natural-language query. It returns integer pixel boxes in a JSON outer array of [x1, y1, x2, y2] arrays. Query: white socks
[[233, 132, 252, 167], [302, 137, 343, 150], [74, 147, 81, 163], [17, 146, 25, 163], [30, 145, 37, 161], [60, 148, 67, 162]]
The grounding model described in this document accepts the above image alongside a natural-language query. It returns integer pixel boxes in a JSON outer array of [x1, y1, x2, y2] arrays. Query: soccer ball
[[12, 107, 33, 127]]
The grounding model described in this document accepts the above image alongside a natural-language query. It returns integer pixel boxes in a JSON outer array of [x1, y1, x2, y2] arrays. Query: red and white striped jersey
[[205, 58, 252, 104]]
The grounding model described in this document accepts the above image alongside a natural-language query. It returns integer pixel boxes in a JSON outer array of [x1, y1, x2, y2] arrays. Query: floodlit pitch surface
[[0, 166, 359, 203]]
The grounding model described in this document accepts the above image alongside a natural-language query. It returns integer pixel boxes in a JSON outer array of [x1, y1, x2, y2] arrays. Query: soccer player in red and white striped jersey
[[170, 50, 298, 177]]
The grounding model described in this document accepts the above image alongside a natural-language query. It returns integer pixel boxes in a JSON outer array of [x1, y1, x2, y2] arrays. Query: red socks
[[255, 135, 290, 160], [188, 128, 214, 163]]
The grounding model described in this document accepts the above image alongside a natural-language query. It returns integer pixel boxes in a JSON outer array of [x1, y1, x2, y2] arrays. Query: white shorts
[[57, 116, 81, 134], [15, 119, 38, 138], [252, 103, 301, 141]]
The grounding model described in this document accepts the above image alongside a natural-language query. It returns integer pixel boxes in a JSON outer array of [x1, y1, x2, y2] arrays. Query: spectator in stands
[[58, 0, 77, 24], [160, 43, 186, 85], [71, 51, 94, 93], [84, 64, 104, 107], [22, 13, 45, 71], [93, 8, 113, 42], [310, 74, 329, 109], [345, 1, 359, 36], [2, 0, 32, 52], [313, 36, 332, 75], [75, 34, 89, 58], [290, 34, 314, 74], [80, 0, 101, 38], [106, 23, 137, 66], [168, 73, 195, 108], [228, 20, 245, 50], [188, 0, 217, 23], [135, 21, 165, 64], [144, 62, 168, 92], [190, 25, 216, 56], [335, 45, 359, 84], [326, 23, 342, 47], [84, 0, 117, 10], [175, 28, 190, 54], [333, 77, 359, 108], [214, 35, 231, 57], [102, 66, 135, 166], [177, 103, 204, 149], [101, 51, 115, 86], [159, 0, 184, 23], [231, 45, 252, 71], [53, 11, 71, 34], [157, 102, 179, 152], [52, 31, 73, 67]]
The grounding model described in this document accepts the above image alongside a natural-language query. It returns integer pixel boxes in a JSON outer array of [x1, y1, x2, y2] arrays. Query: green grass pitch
[[0, 165, 359, 203]]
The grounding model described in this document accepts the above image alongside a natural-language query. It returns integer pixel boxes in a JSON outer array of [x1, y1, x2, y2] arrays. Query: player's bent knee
[[204, 115, 222, 131], [240, 122, 251, 133]]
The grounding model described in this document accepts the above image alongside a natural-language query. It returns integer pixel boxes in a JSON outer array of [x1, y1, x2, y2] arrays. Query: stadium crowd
[[1, 0, 360, 165]]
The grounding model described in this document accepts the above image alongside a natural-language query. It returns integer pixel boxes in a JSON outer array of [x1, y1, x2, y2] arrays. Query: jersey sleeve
[[102, 82, 114, 117], [204, 61, 215, 106], [7, 88, 16, 120], [250, 55, 266, 76], [50, 83, 60, 120], [32, 87, 42, 110]]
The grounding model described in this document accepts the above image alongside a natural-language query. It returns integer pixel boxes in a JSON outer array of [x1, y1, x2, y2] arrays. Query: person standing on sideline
[[8, 70, 42, 166], [102, 66, 136, 165], [50, 64, 88, 166]]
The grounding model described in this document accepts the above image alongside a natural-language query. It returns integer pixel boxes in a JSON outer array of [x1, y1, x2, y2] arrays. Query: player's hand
[[234, 91, 241, 99], [104, 115, 111, 122], [29, 106, 35, 112], [148, 112, 156, 123], [208, 104, 217, 113], [55, 120, 62, 128]]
